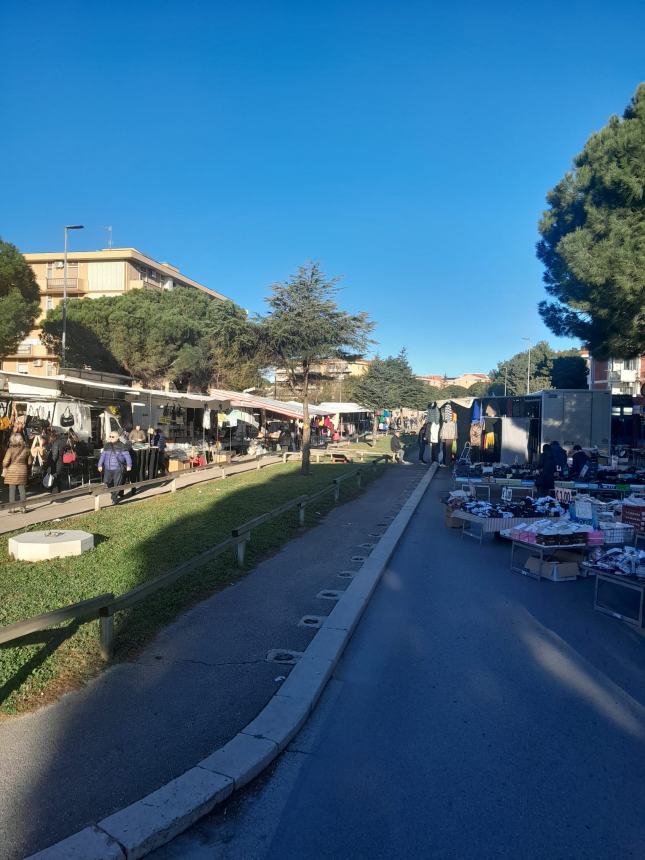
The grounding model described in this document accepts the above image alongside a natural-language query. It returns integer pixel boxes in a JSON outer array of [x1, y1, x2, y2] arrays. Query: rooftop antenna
[[103, 226, 113, 248]]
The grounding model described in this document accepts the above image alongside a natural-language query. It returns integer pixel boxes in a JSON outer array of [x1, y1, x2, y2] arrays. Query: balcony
[[46, 278, 85, 294], [610, 369, 638, 384], [15, 344, 32, 356]]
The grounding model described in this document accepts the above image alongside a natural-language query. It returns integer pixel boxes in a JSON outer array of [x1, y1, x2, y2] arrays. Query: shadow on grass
[[0, 624, 80, 707]]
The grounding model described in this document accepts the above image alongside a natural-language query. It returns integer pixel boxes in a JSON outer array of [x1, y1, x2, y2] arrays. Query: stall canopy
[[317, 402, 371, 414], [206, 388, 328, 420], [0, 371, 231, 411]]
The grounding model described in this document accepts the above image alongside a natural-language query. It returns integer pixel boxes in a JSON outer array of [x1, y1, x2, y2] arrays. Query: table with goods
[[445, 492, 568, 544]]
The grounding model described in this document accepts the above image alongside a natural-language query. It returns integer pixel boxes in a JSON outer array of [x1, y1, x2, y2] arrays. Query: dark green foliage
[[41, 288, 262, 390], [537, 84, 645, 359], [0, 238, 40, 358], [258, 262, 373, 472], [353, 350, 428, 413], [489, 340, 588, 395]]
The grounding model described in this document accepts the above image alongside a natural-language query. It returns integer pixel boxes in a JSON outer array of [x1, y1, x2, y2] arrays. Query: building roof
[[23, 247, 229, 301]]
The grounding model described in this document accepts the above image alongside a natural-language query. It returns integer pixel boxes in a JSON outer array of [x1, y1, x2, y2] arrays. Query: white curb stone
[[241, 693, 311, 751], [198, 734, 278, 789], [276, 654, 335, 706], [98, 768, 233, 860]]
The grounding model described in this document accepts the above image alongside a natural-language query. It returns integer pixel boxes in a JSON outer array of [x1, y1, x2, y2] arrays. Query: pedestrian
[[2, 432, 32, 513], [128, 424, 147, 443], [278, 426, 292, 453], [390, 430, 404, 463], [570, 444, 590, 479], [418, 422, 428, 463], [47, 430, 67, 493], [550, 440, 568, 477], [535, 443, 556, 495], [98, 431, 132, 504], [152, 426, 167, 474]]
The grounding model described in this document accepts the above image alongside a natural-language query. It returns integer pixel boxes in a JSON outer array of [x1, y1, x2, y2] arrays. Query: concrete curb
[[28, 462, 437, 860]]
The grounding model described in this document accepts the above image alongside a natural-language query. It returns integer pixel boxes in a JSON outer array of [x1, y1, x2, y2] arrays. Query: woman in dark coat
[[2, 432, 32, 512]]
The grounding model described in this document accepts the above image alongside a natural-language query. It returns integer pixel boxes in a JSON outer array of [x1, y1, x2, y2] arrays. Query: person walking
[[418, 422, 428, 463], [98, 431, 132, 504], [535, 443, 556, 496], [47, 430, 67, 493], [550, 440, 568, 477], [2, 432, 32, 513], [390, 430, 404, 463]]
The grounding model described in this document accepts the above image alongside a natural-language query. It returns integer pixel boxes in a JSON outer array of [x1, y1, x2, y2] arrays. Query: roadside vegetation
[[0, 460, 386, 716]]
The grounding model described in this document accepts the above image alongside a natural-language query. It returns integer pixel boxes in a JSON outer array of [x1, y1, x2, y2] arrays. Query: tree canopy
[[537, 84, 645, 359], [41, 288, 262, 391], [352, 351, 429, 437], [489, 341, 588, 395], [258, 261, 373, 472], [0, 238, 41, 359]]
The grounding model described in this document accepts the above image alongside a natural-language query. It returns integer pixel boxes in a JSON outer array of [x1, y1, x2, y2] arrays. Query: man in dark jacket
[[536, 443, 556, 495], [550, 440, 568, 478], [98, 432, 132, 503], [418, 423, 428, 463], [570, 444, 590, 478]]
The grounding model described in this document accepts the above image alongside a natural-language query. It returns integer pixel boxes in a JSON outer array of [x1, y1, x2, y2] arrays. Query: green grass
[[0, 460, 386, 716], [341, 433, 417, 455]]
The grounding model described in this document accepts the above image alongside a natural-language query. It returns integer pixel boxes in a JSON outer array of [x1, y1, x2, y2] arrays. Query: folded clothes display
[[584, 546, 645, 578], [445, 492, 567, 519], [510, 520, 594, 545]]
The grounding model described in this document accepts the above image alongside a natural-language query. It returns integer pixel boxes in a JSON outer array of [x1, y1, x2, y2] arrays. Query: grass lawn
[[0, 460, 386, 716], [341, 433, 417, 455]]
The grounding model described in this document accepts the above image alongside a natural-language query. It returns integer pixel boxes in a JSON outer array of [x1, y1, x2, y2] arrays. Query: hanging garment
[[429, 422, 440, 444], [440, 415, 456, 441], [470, 422, 483, 446], [441, 403, 453, 423], [427, 403, 440, 425]]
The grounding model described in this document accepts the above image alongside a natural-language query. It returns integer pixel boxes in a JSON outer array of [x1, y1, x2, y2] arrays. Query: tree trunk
[[301, 367, 311, 475], [372, 411, 379, 446]]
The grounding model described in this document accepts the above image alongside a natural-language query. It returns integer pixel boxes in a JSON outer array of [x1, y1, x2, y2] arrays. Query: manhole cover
[[351, 555, 367, 563], [338, 570, 355, 578], [368, 532, 383, 538], [316, 590, 343, 600], [358, 542, 375, 550], [376, 522, 388, 527], [266, 649, 303, 665], [298, 615, 325, 629]]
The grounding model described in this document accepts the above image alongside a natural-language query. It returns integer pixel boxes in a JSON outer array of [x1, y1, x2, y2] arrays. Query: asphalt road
[[155, 470, 645, 859]]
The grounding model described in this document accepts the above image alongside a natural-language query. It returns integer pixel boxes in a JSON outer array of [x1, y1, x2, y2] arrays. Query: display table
[[510, 539, 588, 581], [594, 570, 645, 626], [454, 511, 543, 544]]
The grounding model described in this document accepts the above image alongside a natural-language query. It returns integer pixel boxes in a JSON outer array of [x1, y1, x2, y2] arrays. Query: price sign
[[555, 487, 573, 503], [501, 486, 513, 502]]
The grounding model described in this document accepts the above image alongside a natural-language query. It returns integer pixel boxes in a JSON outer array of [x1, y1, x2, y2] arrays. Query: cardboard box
[[445, 511, 463, 529], [167, 459, 190, 472], [524, 556, 579, 581]]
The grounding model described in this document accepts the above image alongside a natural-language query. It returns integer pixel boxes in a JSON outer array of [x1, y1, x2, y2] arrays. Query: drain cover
[[316, 590, 343, 600], [298, 615, 325, 629], [358, 542, 375, 550], [368, 532, 383, 538], [338, 570, 355, 578], [351, 555, 367, 563], [266, 649, 303, 665]]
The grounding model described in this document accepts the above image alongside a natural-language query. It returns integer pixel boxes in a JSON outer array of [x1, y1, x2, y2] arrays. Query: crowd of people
[[535, 441, 591, 494]]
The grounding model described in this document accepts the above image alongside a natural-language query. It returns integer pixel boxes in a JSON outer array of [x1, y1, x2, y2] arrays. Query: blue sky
[[1, 1, 643, 375]]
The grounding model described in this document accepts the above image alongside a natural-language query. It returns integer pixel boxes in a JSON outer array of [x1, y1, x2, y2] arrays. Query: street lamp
[[522, 337, 532, 395], [62, 224, 84, 370]]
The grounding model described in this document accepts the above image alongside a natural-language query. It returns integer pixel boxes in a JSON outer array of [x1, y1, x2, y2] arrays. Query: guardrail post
[[282, 452, 287, 464], [99, 607, 114, 661], [356, 471, 362, 489], [333, 481, 340, 503], [170, 479, 177, 493], [298, 502, 306, 527], [256, 456, 261, 471], [94, 493, 102, 512], [236, 533, 249, 566]]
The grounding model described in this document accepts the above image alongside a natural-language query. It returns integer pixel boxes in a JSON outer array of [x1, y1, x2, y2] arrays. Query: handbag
[[42, 469, 55, 488], [62, 450, 77, 464], [60, 406, 75, 427]]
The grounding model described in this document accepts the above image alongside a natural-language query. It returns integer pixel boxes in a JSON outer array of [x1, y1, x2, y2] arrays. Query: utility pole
[[103, 226, 113, 248], [522, 337, 532, 394]]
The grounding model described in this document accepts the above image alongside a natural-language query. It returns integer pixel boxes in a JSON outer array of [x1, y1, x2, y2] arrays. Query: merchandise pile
[[510, 520, 594, 546], [584, 547, 645, 578], [446, 492, 566, 519]]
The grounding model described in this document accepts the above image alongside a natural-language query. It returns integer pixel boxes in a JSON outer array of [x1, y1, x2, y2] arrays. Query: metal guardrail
[[0, 455, 391, 661], [0, 453, 279, 515]]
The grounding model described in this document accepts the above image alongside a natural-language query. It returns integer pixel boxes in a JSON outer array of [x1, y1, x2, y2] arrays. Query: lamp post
[[62, 224, 84, 370], [522, 337, 532, 394]]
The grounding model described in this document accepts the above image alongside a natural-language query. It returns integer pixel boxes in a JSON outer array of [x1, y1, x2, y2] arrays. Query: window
[[17, 363, 28, 374], [46, 361, 56, 377], [624, 358, 638, 371], [46, 296, 54, 311]]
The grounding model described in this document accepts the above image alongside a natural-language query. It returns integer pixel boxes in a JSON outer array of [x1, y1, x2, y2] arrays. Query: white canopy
[[317, 401, 372, 414]]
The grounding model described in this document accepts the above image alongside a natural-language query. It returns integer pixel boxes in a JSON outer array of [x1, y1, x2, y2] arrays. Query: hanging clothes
[[427, 403, 440, 425], [440, 404, 456, 441], [429, 422, 440, 444]]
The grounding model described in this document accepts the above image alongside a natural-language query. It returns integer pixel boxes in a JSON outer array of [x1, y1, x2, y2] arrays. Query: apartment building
[[584, 352, 645, 397], [417, 372, 490, 389], [2, 248, 228, 377]]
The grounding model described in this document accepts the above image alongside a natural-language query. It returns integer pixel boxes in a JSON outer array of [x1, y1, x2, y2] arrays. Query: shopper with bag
[[98, 431, 132, 504], [2, 433, 32, 513], [46, 431, 67, 492]]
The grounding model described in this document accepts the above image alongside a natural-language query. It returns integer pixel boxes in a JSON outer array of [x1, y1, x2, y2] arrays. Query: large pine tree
[[537, 84, 645, 359]]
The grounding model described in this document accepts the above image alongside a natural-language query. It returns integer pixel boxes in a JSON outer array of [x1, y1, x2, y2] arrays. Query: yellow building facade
[[2, 248, 228, 377]]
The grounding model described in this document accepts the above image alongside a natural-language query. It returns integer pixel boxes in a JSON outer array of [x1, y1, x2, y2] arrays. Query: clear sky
[[1, 1, 643, 375]]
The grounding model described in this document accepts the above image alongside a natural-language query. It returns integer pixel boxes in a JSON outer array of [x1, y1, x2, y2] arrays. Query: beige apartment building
[[2, 248, 228, 377]]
